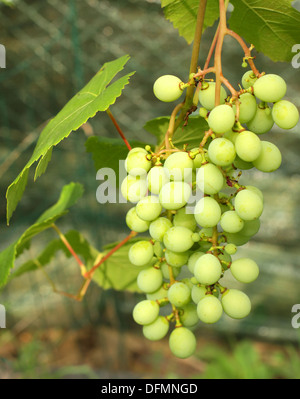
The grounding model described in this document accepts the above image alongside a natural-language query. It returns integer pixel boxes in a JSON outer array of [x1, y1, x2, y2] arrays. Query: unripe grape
[[128, 241, 154, 266], [234, 93, 257, 123], [153, 75, 183, 102], [196, 163, 225, 195], [126, 207, 150, 233], [208, 138, 236, 166], [179, 303, 199, 328], [223, 129, 239, 144], [208, 105, 236, 134], [221, 289, 251, 319], [253, 141, 282, 173], [147, 166, 169, 194], [137, 267, 163, 293], [136, 195, 162, 221], [133, 300, 159, 325], [247, 104, 274, 134], [191, 285, 207, 304], [234, 189, 263, 221], [253, 74, 287, 103], [164, 151, 193, 181], [165, 249, 189, 267], [159, 181, 192, 210], [187, 251, 205, 274], [239, 219, 260, 237], [199, 82, 227, 111], [191, 148, 205, 169], [149, 217, 172, 242], [235, 131, 262, 162], [143, 316, 169, 341], [220, 210, 244, 233], [121, 175, 148, 203], [272, 100, 299, 130], [226, 232, 250, 247], [194, 197, 221, 228], [225, 243, 237, 255], [194, 253, 222, 285], [168, 282, 191, 307], [173, 207, 197, 231], [233, 156, 254, 170], [230, 258, 259, 283], [147, 285, 169, 301], [245, 185, 264, 202], [125, 148, 152, 176], [242, 70, 258, 89], [169, 327, 197, 359], [197, 295, 223, 324], [163, 226, 195, 253]]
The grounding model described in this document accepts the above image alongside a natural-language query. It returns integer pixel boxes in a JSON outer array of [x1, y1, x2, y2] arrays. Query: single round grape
[[128, 241, 154, 266], [187, 251, 205, 274], [247, 104, 274, 135], [253, 74, 286, 103], [121, 175, 148, 203], [253, 141, 282, 173], [208, 105, 236, 134], [234, 93, 257, 123], [197, 295, 223, 324], [133, 300, 159, 325], [191, 285, 207, 304], [194, 253, 222, 285], [147, 166, 169, 194], [160, 261, 181, 280], [164, 151, 194, 181], [136, 195, 162, 222], [242, 70, 258, 89], [143, 316, 169, 341], [196, 163, 224, 195], [149, 217, 172, 242], [233, 155, 254, 170], [168, 282, 191, 307], [125, 148, 152, 176], [153, 75, 183, 102], [137, 267, 163, 293], [230, 258, 259, 283], [235, 131, 262, 162], [239, 219, 260, 237], [126, 207, 150, 233], [208, 138, 236, 166], [194, 197, 221, 228], [159, 181, 192, 210], [198, 82, 227, 111], [245, 185, 264, 202], [225, 243, 237, 255], [226, 232, 250, 247], [179, 303, 199, 328], [234, 189, 263, 221], [165, 249, 189, 267], [272, 100, 299, 130], [169, 327, 197, 359], [220, 210, 244, 233], [221, 289, 251, 319], [147, 285, 169, 301], [163, 226, 195, 253], [173, 207, 197, 231]]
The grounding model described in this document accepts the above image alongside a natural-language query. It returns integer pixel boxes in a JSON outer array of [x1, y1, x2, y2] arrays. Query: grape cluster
[[121, 71, 299, 359]]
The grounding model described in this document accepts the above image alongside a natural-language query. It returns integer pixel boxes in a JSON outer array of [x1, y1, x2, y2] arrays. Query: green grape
[[194, 197, 222, 228], [153, 241, 164, 258], [225, 243, 237, 255], [128, 241, 154, 266], [191, 285, 207, 304], [221, 289, 251, 319], [169, 327, 197, 359], [208, 138, 236, 166], [245, 185, 264, 202], [196, 163, 225, 195], [136, 195, 162, 222], [235, 131, 262, 162], [164, 151, 194, 181], [143, 316, 169, 341], [132, 300, 160, 325], [125, 147, 152, 176], [272, 100, 299, 130], [208, 105, 236, 134], [234, 189, 263, 221], [187, 251, 205, 274], [230, 258, 259, 283], [223, 129, 239, 144], [194, 253, 222, 285], [226, 232, 250, 247], [126, 207, 150, 233], [165, 249, 189, 267], [149, 217, 172, 242], [234, 93, 257, 123], [242, 70, 258, 89], [168, 282, 191, 307], [163, 226, 195, 253], [147, 285, 169, 301], [253, 74, 287, 103], [121, 175, 148, 203], [253, 141, 282, 173], [160, 261, 181, 280], [147, 166, 169, 194], [137, 267, 163, 293], [179, 303, 199, 328], [198, 82, 227, 111], [247, 104, 274, 134], [153, 75, 184, 102], [159, 181, 192, 210], [191, 148, 205, 169], [197, 295, 223, 324], [220, 210, 244, 233], [233, 155, 253, 170], [173, 207, 197, 231], [239, 219, 260, 237]]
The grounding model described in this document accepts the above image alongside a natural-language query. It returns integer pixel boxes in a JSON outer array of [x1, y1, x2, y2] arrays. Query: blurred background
[[0, 0, 300, 379]]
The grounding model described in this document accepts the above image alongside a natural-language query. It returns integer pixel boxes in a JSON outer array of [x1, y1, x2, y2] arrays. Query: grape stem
[[106, 108, 132, 151]]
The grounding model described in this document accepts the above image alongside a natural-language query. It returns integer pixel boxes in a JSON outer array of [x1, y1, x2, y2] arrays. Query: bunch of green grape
[[121, 71, 299, 359]]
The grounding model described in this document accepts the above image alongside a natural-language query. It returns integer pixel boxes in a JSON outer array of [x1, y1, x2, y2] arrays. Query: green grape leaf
[[85, 136, 148, 185], [161, 0, 220, 44], [229, 0, 300, 62], [6, 55, 135, 224], [143, 117, 170, 145], [0, 182, 84, 287]]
